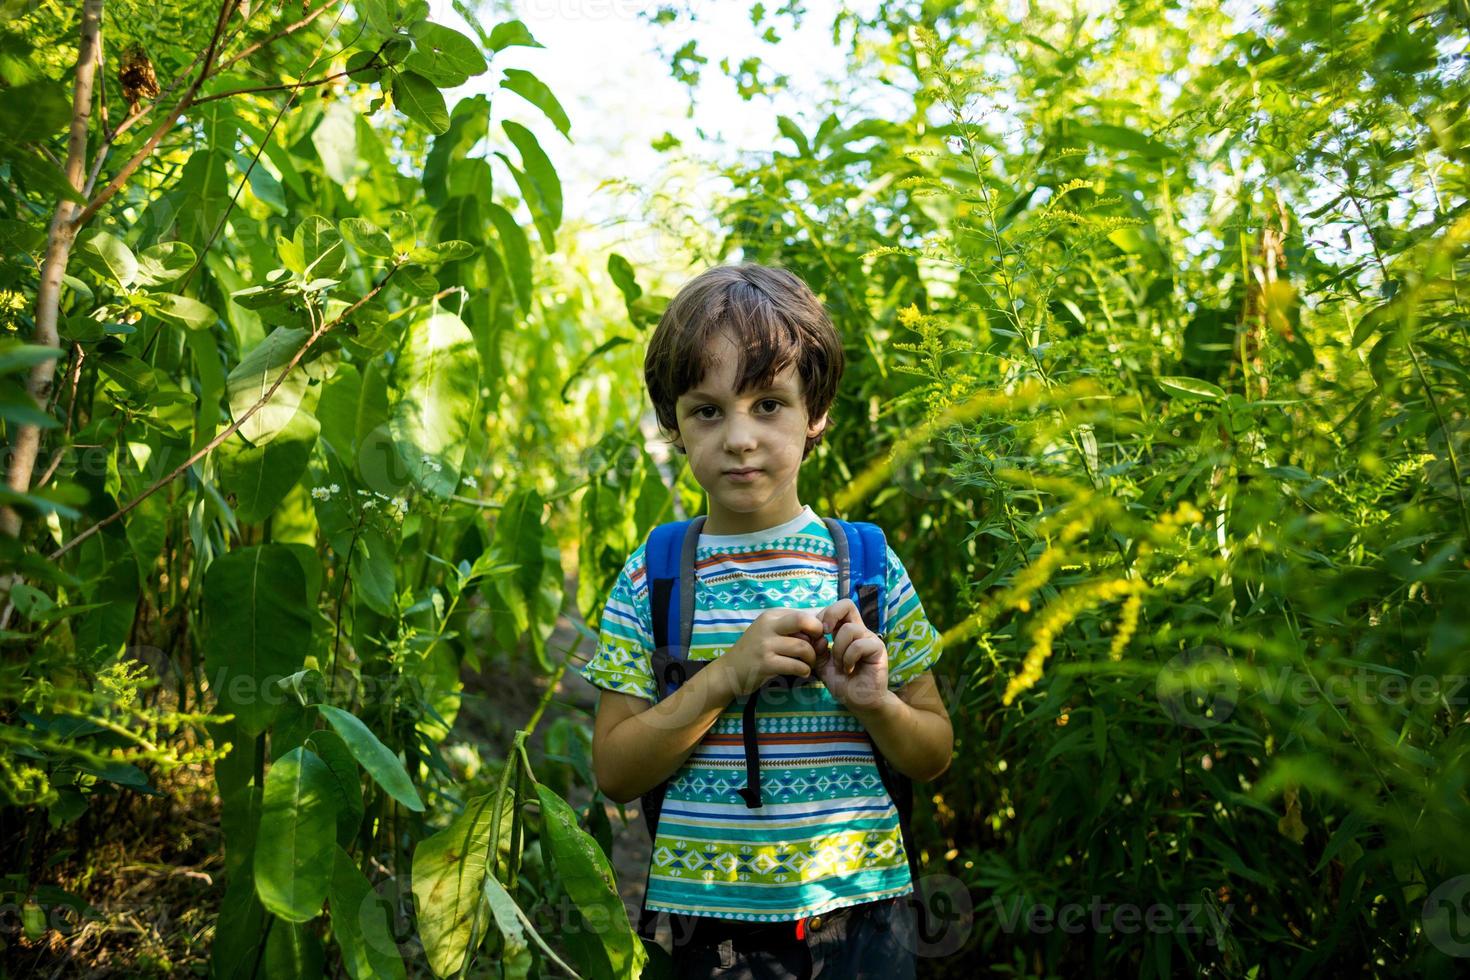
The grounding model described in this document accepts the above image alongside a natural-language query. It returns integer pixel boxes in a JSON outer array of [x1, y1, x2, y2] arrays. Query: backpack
[[632, 513, 925, 941]]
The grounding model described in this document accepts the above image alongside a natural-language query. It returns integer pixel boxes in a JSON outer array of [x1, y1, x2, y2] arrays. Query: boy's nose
[[722, 419, 759, 453]]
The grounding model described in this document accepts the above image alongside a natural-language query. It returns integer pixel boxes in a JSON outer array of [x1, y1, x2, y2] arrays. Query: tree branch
[[48, 268, 400, 562], [190, 65, 358, 106], [69, 0, 237, 229], [215, 0, 344, 74], [0, 0, 105, 543]]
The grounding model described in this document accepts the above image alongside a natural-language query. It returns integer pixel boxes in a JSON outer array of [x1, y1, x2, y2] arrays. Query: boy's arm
[[849, 670, 953, 783], [851, 542, 953, 782], [591, 660, 741, 804]]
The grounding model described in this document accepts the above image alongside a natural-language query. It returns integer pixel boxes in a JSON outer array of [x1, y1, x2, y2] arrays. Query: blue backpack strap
[[824, 518, 888, 634], [637, 515, 706, 942], [646, 516, 705, 700]]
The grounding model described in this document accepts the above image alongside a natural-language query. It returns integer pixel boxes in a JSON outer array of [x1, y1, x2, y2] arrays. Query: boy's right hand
[[716, 609, 828, 699]]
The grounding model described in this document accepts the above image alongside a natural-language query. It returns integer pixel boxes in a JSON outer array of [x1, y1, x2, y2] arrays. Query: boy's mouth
[[724, 467, 761, 481]]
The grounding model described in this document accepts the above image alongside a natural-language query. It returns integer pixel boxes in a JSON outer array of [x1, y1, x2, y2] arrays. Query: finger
[[776, 609, 827, 640], [844, 635, 885, 673], [832, 621, 866, 664], [821, 599, 862, 635], [773, 636, 818, 664], [770, 653, 813, 677]]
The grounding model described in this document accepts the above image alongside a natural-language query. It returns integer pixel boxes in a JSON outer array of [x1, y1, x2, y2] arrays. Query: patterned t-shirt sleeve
[[576, 545, 658, 701], [882, 543, 943, 690]]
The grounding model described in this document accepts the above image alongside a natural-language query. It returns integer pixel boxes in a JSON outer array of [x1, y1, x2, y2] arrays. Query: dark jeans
[[668, 896, 917, 980]]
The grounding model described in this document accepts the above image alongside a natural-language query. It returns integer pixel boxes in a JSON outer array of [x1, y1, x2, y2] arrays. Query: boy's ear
[[807, 412, 830, 440]]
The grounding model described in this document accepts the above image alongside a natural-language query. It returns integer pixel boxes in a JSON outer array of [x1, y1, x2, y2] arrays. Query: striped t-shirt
[[578, 504, 943, 922]]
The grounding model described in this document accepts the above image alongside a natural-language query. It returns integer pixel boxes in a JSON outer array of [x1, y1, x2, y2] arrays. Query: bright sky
[[425, 0, 880, 270]]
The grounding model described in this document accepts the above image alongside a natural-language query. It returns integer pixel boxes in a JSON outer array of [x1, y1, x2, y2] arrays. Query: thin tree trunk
[[0, 0, 105, 541]]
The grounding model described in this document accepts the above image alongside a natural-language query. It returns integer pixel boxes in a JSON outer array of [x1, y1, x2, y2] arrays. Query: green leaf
[[481, 871, 582, 980], [0, 385, 56, 428], [150, 292, 218, 330], [218, 407, 320, 524], [315, 705, 425, 813], [8, 150, 87, 204], [388, 210, 416, 253], [407, 21, 488, 86], [391, 70, 450, 134], [395, 263, 439, 298], [329, 846, 409, 980], [79, 231, 137, 288], [408, 240, 476, 264], [232, 282, 299, 310], [1154, 376, 1226, 402], [254, 746, 337, 922], [482, 488, 563, 671], [501, 120, 562, 234], [607, 254, 642, 304], [535, 781, 645, 979], [360, 0, 429, 37], [389, 311, 481, 498], [265, 918, 327, 978], [350, 526, 398, 616], [340, 218, 393, 259], [487, 19, 544, 52], [202, 544, 315, 736], [493, 151, 556, 253], [210, 856, 267, 977], [776, 115, 809, 155], [227, 327, 311, 447], [0, 342, 62, 377], [484, 202, 531, 311], [411, 789, 515, 977], [133, 241, 197, 286], [500, 68, 570, 138], [560, 337, 631, 403], [1, 79, 73, 141], [312, 102, 360, 186], [96, 351, 176, 401], [303, 730, 366, 849], [1071, 121, 1177, 159], [295, 215, 346, 278]]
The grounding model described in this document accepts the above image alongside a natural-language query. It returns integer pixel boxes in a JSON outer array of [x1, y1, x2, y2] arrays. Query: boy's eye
[[691, 400, 782, 420]]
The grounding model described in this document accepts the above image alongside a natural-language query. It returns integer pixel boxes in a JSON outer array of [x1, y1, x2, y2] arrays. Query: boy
[[578, 263, 953, 979]]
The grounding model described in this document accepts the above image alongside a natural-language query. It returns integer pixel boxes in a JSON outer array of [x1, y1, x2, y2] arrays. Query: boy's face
[[671, 331, 827, 535]]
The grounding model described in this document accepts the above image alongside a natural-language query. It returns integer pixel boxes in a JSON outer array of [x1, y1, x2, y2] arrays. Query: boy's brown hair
[[644, 263, 845, 459]]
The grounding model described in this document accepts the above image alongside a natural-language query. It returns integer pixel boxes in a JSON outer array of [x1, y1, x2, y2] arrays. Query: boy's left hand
[[812, 598, 889, 710]]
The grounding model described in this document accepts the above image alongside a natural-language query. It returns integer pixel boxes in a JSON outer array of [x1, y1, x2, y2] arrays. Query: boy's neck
[[701, 497, 808, 536]]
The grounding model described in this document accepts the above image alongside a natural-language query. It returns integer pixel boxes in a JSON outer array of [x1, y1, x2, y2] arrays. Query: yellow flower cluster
[[1157, 501, 1204, 527], [1003, 577, 1138, 706], [1005, 547, 1066, 611], [898, 303, 923, 327], [1108, 593, 1143, 661]]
